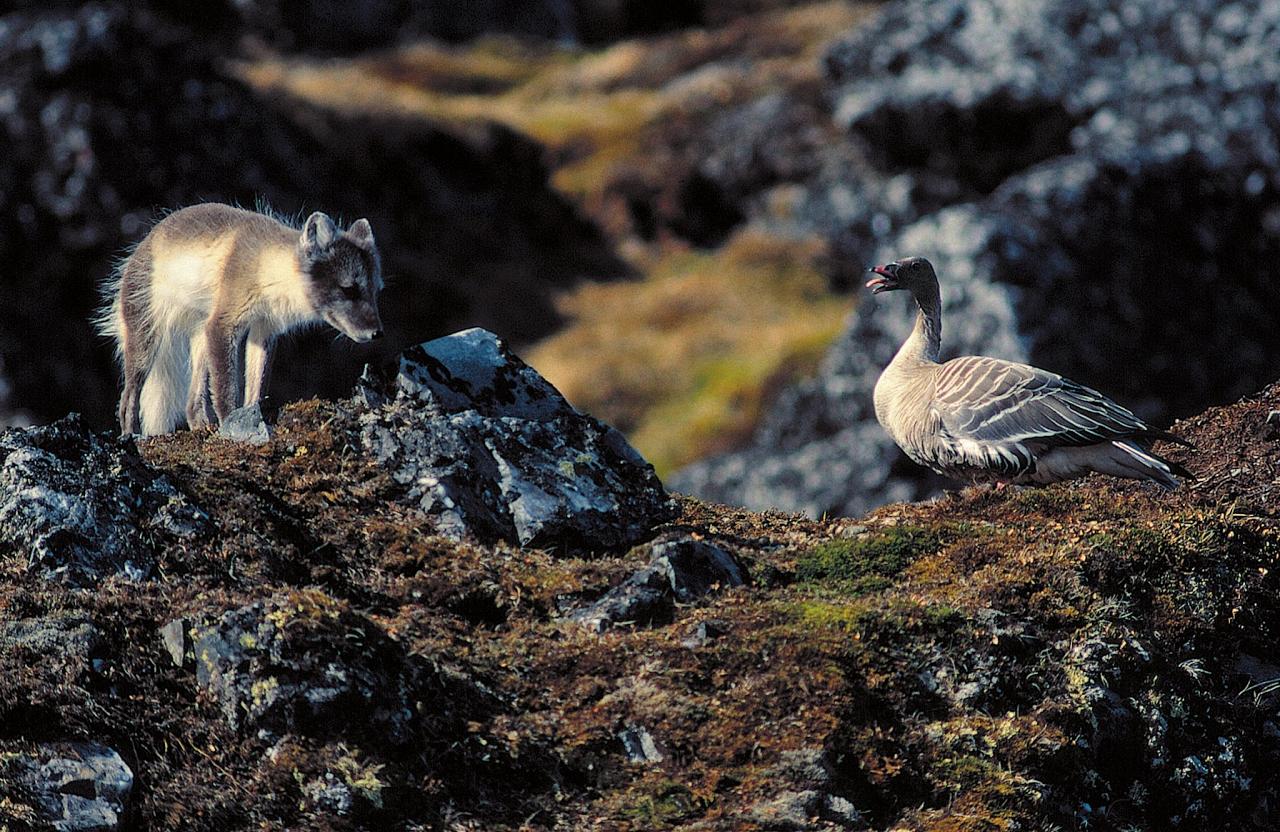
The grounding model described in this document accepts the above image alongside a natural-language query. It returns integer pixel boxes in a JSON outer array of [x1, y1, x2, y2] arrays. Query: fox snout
[[327, 311, 383, 343]]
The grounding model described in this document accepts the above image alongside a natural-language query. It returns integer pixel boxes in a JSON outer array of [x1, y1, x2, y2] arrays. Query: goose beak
[[865, 263, 900, 294]]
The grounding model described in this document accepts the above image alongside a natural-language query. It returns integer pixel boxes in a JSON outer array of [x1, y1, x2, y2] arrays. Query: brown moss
[[4, 378, 1280, 829]]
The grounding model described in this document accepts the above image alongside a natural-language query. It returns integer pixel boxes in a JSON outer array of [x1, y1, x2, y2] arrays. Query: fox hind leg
[[118, 317, 146, 435], [138, 332, 190, 436], [115, 252, 158, 435]]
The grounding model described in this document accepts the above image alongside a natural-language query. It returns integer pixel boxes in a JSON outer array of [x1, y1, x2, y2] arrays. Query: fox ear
[[301, 211, 338, 256], [347, 218, 375, 250]]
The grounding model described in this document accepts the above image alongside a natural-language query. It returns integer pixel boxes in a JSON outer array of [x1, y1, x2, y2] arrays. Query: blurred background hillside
[[2, 0, 1279, 517]]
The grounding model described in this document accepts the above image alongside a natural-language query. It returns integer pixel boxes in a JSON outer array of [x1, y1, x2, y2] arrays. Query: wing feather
[[932, 357, 1153, 451]]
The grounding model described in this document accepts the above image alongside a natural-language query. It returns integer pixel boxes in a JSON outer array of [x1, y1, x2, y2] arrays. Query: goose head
[[866, 257, 937, 295]]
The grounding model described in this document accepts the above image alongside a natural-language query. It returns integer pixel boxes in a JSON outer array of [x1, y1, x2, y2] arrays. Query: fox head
[[297, 211, 384, 343]]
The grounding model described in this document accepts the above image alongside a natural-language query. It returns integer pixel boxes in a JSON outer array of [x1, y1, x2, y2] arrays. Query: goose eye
[[342, 284, 361, 301]]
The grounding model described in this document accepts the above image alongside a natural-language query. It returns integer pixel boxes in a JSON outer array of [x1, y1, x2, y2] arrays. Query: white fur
[[148, 239, 226, 336], [132, 238, 231, 434], [139, 329, 190, 435], [255, 246, 316, 328], [97, 226, 318, 436]]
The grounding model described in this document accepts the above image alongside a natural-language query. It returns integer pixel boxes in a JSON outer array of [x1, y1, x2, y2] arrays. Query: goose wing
[[930, 357, 1156, 453]]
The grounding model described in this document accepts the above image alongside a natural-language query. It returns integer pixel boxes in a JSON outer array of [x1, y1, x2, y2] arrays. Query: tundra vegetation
[[1, 363, 1278, 829]]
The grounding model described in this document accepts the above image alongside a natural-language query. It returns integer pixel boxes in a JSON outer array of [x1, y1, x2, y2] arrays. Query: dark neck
[[910, 281, 942, 363]]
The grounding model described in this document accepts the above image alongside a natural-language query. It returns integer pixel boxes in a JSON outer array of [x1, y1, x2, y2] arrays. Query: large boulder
[[674, 0, 1280, 517], [0, 414, 209, 585], [357, 328, 673, 550]]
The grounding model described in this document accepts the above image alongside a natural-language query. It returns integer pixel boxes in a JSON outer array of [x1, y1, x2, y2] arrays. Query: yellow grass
[[232, 2, 872, 202], [527, 230, 851, 476]]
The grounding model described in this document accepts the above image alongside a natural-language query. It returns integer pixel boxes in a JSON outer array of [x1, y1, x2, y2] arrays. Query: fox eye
[[341, 284, 361, 301]]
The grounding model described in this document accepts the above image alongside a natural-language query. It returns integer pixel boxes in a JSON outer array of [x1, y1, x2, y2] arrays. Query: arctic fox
[[97, 203, 384, 436]]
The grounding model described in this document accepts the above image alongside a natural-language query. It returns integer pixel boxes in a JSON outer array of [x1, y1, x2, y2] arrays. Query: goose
[[865, 257, 1191, 489]]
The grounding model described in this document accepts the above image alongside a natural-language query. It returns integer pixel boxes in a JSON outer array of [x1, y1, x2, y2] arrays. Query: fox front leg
[[204, 317, 245, 426], [185, 332, 216, 429], [242, 322, 275, 409]]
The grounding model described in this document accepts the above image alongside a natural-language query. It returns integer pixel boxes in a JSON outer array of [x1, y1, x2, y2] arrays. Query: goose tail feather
[[1112, 440, 1188, 490]]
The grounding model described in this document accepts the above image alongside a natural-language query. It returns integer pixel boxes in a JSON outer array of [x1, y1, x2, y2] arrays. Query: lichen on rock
[[356, 327, 674, 550], [0, 414, 209, 585]]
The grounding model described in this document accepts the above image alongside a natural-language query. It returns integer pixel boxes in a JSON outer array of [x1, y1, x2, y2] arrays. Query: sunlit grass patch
[[528, 230, 850, 475]]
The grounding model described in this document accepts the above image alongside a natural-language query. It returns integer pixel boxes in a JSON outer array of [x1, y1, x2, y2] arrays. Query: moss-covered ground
[[2, 382, 1279, 829]]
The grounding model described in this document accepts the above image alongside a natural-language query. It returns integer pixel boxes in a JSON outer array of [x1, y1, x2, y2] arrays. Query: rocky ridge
[[1, 330, 1279, 831]]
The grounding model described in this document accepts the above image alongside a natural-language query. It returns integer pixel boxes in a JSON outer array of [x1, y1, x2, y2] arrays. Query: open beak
[[865, 263, 900, 294]]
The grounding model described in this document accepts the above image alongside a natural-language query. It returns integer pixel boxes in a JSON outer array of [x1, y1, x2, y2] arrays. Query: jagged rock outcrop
[[0, 414, 209, 585], [356, 328, 673, 550], [192, 590, 486, 744], [674, 0, 1280, 517]]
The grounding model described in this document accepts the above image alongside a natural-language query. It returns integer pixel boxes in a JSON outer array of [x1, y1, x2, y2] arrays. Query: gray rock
[[1, 615, 101, 675], [823, 795, 863, 827], [158, 618, 189, 667], [573, 565, 670, 633], [676, 0, 1280, 518], [356, 328, 673, 550], [1264, 410, 1280, 440], [682, 618, 729, 648], [746, 789, 864, 830], [0, 414, 210, 585], [192, 591, 487, 744], [8, 742, 133, 832], [617, 724, 665, 764], [218, 402, 271, 444], [653, 537, 747, 602], [571, 536, 748, 633], [301, 772, 355, 816], [770, 748, 834, 789], [3, 614, 110, 679]]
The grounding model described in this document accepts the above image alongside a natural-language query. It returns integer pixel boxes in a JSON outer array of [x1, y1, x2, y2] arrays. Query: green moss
[[795, 598, 962, 638], [335, 749, 387, 810], [1010, 487, 1083, 515], [797, 526, 943, 595], [617, 780, 704, 827], [793, 598, 878, 632], [933, 755, 1005, 793]]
